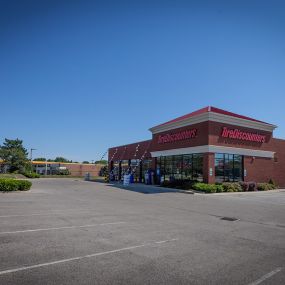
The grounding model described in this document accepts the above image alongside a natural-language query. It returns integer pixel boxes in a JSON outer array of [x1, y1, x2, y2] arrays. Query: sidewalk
[[104, 182, 285, 195], [106, 182, 194, 194]]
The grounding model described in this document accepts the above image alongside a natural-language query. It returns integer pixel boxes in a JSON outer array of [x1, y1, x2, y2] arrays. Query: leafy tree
[[82, 161, 89, 164], [95, 160, 108, 165], [0, 138, 29, 172], [33, 157, 46, 161], [54, 157, 70, 163]]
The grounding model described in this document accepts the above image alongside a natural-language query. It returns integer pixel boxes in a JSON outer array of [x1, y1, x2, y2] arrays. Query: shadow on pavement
[[106, 182, 181, 194]]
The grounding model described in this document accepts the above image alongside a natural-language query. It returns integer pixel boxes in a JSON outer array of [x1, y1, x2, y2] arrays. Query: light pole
[[30, 148, 36, 173], [45, 159, 48, 176], [30, 148, 36, 162]]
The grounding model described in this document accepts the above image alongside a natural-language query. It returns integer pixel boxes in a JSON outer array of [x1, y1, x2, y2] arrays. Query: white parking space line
[[0, 210, 96, 218], [248, 267, 282, 285], [0, 238, 178, 276], [0, 222, 126, 235]]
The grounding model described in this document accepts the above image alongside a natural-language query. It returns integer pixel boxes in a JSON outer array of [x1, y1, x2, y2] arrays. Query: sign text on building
[[158, 129, 197, 144], [221, 127, 266, 143]]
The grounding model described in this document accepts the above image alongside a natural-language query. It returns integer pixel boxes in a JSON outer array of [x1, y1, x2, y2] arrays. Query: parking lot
[[0, 178, 284, 285]]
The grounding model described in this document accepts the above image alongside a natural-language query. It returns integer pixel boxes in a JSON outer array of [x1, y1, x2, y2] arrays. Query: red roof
[[153, 106, 270, 128]]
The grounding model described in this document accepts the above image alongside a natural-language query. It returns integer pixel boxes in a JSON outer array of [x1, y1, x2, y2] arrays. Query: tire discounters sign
[[158, 129, 197, 144], [221, 127, 266, 143]]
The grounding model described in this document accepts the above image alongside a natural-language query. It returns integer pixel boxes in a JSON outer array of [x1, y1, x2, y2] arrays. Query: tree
[[95, 160, 108, 165], [0, 138, 29, 172], [82, 161, 89, 164], [54, 157, 70, 163], [33, 157, 46, 161]]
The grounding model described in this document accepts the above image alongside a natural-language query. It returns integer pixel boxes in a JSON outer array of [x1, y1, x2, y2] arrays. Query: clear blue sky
[[1, 0, 284, 162]]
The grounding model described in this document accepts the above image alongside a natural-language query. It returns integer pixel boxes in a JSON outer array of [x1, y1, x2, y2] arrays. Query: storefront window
[[141, 159, 152, 183], [164, 156, 173, 181], [215, 153, 243, 182], [182, 154, 193, 180], [192, 154, 203, 182], [112, 161, 120, 181], [130, 159, 140, 182], [159, 154, 203, 182], [215, 154, 224, 183], [172, 155, 183, 180], [233, 155, 242, 181], [121, 160, 129, 179]]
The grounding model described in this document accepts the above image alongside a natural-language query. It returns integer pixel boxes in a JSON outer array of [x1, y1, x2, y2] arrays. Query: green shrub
[[192, 182, 223, 193], [0, 179, 32, 191], [160, 179, 197, 190], [268, 178, 278, 188], [239, 182, 249, 192], [215, 184, 224, 193], [16, 180, 32, 190], [161, 180, 171, 188], [0, 179, 18, 191], [248, 182, 257, 191], [57, 169, 70, 175], [22, 172, 40, 179], [180, 180, 198, 190], [239, 182, 257, 192], [257, 183, 276, 191], [222, 182, 242, 192]]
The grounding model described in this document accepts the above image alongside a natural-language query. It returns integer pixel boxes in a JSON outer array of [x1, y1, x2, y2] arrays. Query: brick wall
[[108, 140, 152, 162], [63, 163, 103, 177]]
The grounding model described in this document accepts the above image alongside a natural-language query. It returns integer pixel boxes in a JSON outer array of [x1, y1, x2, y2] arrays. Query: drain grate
[[220, 217, 239, 222]]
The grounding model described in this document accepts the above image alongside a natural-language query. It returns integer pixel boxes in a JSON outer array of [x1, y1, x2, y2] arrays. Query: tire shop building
[[108, 106, 285, 187]]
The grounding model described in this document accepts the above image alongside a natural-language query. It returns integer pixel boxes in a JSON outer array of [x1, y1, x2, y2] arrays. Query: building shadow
[[106, 182, 181, 194]]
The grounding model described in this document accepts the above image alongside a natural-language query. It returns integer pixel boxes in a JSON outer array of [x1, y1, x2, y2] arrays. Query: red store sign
[[158, 129, 197, 144], [221, 127, 266, 143]]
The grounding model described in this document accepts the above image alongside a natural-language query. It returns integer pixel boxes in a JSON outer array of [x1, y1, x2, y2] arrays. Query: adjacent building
[[32, 161, 103, 177], [108, 106, 285, 187]]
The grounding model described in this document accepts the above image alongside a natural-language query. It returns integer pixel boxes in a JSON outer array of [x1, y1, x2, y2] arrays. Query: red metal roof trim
[[153, 106, 270, 128]]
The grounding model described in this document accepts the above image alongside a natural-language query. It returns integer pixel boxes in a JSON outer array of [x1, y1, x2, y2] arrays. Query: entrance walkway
[[106, 182, 186, 194]]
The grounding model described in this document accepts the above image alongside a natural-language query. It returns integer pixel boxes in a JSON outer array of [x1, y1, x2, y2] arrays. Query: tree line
[[0, 138, 107, 174]]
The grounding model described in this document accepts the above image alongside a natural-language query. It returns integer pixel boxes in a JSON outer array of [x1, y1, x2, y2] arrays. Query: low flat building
[[32, 161, 103, 177], [108, 106, 285, 187]]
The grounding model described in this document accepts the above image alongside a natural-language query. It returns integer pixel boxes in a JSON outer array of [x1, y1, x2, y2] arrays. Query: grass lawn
[[0, 173, 26, 179]]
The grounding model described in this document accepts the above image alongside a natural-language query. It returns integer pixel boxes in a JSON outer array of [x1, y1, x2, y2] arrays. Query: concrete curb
[[208, 189, 285, 195]]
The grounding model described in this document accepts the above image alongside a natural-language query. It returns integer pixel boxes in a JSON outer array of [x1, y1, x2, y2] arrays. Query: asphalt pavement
[[0, 178, 284, 285]]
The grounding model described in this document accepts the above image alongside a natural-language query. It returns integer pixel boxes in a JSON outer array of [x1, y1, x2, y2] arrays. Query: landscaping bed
[[0, 178, 32, 192], [160, 179, 278, 193]]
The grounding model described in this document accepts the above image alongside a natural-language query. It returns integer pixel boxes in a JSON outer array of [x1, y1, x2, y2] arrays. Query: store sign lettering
[[158, 129, 197, 144], [221, 127, 266, 143]]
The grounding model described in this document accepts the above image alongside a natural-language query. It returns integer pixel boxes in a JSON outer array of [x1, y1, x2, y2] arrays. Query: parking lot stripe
[[0, 210, 96, 218], [0, 238, 178, 276], [0, 222, 126, 235], [248, 267, 282, 285]]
